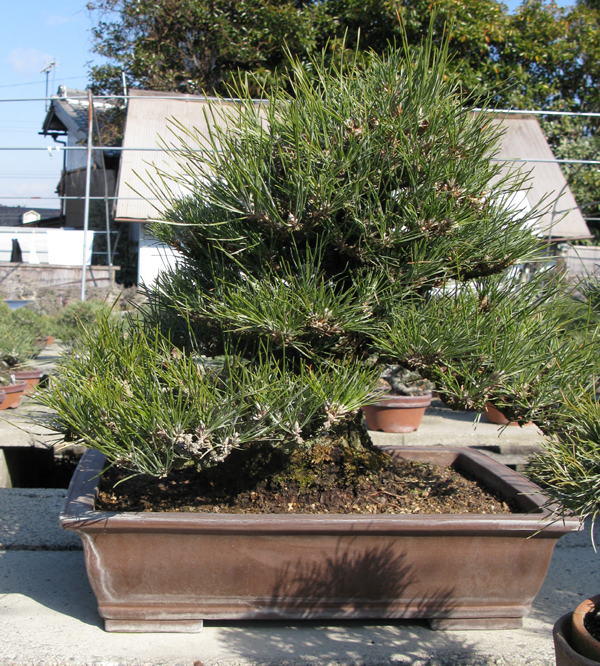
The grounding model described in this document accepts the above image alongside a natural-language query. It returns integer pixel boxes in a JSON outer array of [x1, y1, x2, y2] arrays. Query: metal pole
[[91, 102, 114, 285], [81, 90, 93, 302]]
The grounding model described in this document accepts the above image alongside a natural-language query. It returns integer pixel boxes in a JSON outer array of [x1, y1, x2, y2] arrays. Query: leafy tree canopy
[[87, 0, 600, 237], [87, 0, 317, 96], [87, 0, 600, 111]]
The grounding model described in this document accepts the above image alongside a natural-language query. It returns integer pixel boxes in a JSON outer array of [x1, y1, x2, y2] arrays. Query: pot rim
[[572, 594, 600, 658], [0, 380, 28, 394], [14, 369, 43, 379], [60, 447, 579, 538], [366, 393, 433, 409]]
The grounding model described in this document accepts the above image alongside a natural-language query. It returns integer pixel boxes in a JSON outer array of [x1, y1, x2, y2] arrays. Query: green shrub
[[528, 393, 600, 529], [52, 300, 113, 344], [10, 307, 52, 343], [37, 314, 378, 476], [0, 304, 47, 368]]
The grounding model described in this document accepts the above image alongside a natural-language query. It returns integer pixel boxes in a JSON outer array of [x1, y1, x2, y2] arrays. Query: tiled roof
[[41, 87, 119, 140]]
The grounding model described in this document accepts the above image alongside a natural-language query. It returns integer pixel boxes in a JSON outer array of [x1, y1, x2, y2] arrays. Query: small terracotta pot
[[554, 610, 600, 665], [483, 402, 532, 427], [362, 393, 432, 433], [571, 596, 600, 663], [0, 381, 28, 409], [14, 369, 44, 395], [36, 335, 54, 348]]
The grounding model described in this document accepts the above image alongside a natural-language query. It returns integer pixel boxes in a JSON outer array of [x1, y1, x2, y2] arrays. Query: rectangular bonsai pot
[[60, 446, 578, 632]]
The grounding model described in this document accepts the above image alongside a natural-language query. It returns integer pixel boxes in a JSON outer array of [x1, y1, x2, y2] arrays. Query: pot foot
[[104, 619, 204, 633], [429, 617, 523, 631]]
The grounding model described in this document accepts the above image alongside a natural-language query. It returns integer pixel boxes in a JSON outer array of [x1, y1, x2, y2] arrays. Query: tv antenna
[[41, 60, 56, 111]]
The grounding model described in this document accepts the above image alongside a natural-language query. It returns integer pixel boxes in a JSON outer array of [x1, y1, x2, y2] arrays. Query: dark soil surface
[[97, 449, 518, 515], [584, 609, 600, 642]]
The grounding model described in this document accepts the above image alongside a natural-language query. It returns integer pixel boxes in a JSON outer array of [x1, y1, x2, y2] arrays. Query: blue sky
[[1, 1, 97, 209], [0, 0, 577, 211], [504, 0, 572, 9]]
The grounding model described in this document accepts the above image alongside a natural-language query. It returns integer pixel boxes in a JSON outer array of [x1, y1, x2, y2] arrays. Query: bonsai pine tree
[[37, 32, 599, 483]]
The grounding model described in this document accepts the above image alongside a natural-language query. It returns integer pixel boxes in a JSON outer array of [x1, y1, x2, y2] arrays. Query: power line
[[3, 145, 600, 166], [0, 146, 175, 151], [492, 157, 600, 166], [474, 108, 600, 119], [0, 196, 160, 200], [0, 77, 88, 90], [1, 95, 600, 118], [0, 95, 255, 103]]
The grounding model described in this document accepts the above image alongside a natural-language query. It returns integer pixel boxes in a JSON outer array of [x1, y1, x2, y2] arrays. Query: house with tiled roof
[[41, 86, 119, 228]]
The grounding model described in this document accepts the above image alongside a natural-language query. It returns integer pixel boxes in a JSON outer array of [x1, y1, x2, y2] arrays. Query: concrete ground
[[370, 400, 544, 468]]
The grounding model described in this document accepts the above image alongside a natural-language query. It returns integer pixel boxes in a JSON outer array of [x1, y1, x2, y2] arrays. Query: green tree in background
[[87, 0, 600, 107], [312, 0, 508, 98], [88, 0, 316, 96], [87, 0, 600, 239]]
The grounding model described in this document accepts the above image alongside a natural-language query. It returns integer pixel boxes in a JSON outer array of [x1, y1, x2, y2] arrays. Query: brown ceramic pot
[[483, 402, 532, 427], [362, 393, 432, 432], [555, 610, 600, 665], [14, 369, 44, 395], [0, 381, 28, 409], [61, 446, 578, 633], [570, 596, 600, 663]]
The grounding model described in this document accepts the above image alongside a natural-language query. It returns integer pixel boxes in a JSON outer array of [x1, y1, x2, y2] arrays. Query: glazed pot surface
[[61, 446, 578, 633]]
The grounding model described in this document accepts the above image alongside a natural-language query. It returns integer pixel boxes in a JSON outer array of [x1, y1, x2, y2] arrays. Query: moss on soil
[[97, 416, 517, 515]]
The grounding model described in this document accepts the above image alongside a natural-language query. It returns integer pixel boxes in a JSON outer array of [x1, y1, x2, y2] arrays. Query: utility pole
[[81, 90, 93, 302], [40, 61, 56, 111]]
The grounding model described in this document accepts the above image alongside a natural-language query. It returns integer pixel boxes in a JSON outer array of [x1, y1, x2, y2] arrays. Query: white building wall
[[133, 224, 182, 287], [0, 228, 94, 266]]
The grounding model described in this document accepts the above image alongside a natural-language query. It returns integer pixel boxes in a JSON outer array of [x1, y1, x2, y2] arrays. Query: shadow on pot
[[264, 543, 456, 627]]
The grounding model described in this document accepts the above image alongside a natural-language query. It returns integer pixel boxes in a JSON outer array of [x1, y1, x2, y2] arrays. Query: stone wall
[[0, 263, 116, 300]]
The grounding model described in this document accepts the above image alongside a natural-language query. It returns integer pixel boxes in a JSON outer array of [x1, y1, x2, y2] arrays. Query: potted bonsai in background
[[36, 28, 593, 632], [0, 303, 48, 407], [362, 365, 434, 432]]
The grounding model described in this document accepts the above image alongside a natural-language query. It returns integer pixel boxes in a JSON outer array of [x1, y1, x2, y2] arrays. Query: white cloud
[[8, 48, 54, 78], [46, 14, 78, 27]]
